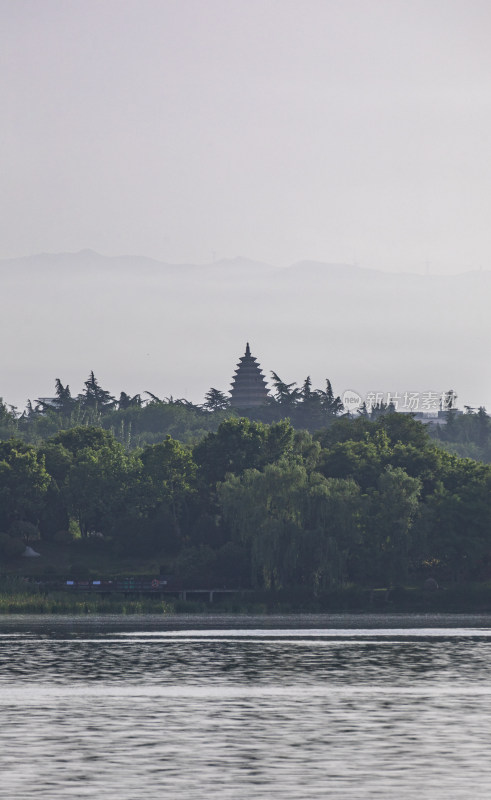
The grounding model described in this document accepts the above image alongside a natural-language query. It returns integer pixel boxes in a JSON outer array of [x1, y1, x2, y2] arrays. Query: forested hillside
[[1, 411, 491, 595], [0, 370, 344, 445], [2, 370, 490, 463]]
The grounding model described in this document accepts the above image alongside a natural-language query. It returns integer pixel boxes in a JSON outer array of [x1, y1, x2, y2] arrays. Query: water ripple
[[1, 618, 491, 798]]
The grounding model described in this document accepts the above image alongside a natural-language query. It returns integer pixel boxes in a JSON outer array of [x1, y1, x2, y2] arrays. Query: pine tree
[[118, 392, 142, 410], [203, 388, 230, 411], [54, 379, 75, 414], [80, 372, 116, 411], [270, 372, 301, 407]]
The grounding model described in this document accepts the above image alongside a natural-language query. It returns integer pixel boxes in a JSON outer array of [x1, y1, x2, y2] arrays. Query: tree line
[[1, 413, 491, 592], [4, 371, 490, 462], [0, 370, 345, 446]]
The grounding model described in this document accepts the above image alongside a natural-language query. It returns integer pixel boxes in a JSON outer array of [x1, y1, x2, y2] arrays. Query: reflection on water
[[1, 615, 491, 799]]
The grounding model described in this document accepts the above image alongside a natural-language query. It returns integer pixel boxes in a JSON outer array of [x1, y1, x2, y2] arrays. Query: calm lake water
[[2, 613, 491, 799]]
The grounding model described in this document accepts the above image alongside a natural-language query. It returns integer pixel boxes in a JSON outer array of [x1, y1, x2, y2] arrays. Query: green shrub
[[8, 520, 40, 545], [0, 533, 25, 559], [53, 529, 73, 544]]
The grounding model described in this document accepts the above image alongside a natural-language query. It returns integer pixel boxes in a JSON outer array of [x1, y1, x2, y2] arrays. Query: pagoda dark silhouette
[[230, 343, 269, 408]]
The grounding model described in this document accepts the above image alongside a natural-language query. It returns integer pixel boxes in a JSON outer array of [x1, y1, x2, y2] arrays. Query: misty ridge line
[[1, 249, 489, 412], [1, 249, 490, 279]]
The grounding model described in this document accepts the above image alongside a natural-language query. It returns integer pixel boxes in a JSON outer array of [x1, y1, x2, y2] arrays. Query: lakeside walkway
[[62, 580, 251, 603]]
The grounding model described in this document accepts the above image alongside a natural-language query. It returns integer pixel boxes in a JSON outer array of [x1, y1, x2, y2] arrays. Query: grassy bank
[[2, 582, 491, 614], [0, 579, 175, 614], [0, 594, 175, 614]]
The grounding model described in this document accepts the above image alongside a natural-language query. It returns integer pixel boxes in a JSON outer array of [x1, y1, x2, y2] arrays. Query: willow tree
[[305, 474, 363, 592], [365, 465, 422, 584], [218, 461, 308, 589], [218, 462, 364, 591]]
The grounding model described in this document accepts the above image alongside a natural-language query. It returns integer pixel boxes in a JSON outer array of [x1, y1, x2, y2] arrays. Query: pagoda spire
[[230, 343, 269, 408]]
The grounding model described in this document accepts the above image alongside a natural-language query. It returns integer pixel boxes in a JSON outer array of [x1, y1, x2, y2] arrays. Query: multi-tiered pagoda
[[230, 343, 269, 408]]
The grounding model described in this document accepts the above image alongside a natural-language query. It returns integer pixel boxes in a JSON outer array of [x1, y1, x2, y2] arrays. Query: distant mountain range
[[1, 251, 490, 411]]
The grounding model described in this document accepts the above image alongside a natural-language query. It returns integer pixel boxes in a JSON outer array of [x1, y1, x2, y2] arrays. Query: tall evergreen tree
[[118, 392, 142, 410], [203, 388, 230, 412], [270, 372, 301, 408], [79, 372, 116, 412]]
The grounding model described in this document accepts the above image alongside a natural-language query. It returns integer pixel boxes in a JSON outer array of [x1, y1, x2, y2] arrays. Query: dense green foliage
[[0, 369, 346, 447], [3, 371, 491, 461], [429, 407, 491, 462], [1, 408, 491, 595]]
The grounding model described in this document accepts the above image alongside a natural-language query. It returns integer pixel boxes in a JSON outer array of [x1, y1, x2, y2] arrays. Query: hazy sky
[[2, 0, 491, 273]]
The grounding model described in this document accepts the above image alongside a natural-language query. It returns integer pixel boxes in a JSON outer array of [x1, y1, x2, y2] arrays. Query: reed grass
[[0, 590, 174, 615]]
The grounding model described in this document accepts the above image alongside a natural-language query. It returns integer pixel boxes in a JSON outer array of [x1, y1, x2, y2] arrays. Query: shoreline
[[1, 590, 491, 620], [1, 611, 491, 631], [3, 583, 491, 615]]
